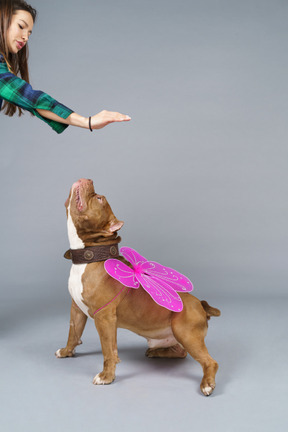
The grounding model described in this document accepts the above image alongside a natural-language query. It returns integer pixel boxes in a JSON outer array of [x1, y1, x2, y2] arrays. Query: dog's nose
[[78, 178, 93, 184]]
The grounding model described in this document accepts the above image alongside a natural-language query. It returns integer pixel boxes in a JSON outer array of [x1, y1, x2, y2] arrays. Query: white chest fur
[[68, 264, 91, 317], [67, 200, 91, 318]]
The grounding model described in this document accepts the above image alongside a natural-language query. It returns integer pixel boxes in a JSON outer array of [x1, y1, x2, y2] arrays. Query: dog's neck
[[67, 202, 121, 249], [67, 202, 85, 249]]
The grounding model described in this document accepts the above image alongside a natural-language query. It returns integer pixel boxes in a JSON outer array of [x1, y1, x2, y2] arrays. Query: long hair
[[0, 0, 37, 116]]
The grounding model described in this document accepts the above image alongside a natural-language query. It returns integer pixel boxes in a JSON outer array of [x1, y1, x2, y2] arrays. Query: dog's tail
[[201, 300, 221, 320]]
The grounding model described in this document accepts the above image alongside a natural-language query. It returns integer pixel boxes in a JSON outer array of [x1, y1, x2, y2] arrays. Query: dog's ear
[[108, 219, 124, 233]]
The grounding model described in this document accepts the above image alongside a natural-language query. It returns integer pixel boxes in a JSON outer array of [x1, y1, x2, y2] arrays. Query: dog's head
[[65, 179, 123, 246]]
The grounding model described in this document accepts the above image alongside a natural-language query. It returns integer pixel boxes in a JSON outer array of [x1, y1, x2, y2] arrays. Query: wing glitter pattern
[[104, 247, 193, 312], [120, 247, 148, 266], [104, 259, 139, 289]]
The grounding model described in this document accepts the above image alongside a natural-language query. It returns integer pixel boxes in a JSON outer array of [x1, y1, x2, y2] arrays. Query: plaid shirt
[[0, 54, 73, 134]]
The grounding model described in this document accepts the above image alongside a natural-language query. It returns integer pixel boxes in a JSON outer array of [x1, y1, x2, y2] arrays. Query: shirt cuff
[[33, 106, 74, 134]]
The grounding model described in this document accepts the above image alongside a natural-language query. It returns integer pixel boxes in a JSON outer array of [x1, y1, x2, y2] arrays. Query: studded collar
[[64, 243, 119, 264]]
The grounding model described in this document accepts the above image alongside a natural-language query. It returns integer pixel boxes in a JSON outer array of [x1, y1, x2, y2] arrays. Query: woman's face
[[6, 10, 34, 54]]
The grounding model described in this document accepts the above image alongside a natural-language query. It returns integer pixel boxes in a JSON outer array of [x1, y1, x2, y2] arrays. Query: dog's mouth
[[67, 179, 95, 211], [75, 186, 84, 211]]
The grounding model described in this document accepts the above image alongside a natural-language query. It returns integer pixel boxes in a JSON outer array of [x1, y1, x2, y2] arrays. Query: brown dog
[[56, 178, 221, 396]]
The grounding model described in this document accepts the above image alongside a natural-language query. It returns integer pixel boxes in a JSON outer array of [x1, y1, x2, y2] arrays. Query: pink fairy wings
[[104, 247, 193, 312]]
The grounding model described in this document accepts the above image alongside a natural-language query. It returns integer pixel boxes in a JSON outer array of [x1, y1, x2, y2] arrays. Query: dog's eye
[[96, 196, 103, 202]]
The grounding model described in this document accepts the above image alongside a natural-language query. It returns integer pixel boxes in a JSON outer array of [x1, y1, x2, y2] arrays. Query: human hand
[[89, 110, 131, 130]]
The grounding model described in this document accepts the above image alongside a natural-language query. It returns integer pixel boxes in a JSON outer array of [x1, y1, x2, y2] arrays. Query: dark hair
[[0, 0, 37, 116]]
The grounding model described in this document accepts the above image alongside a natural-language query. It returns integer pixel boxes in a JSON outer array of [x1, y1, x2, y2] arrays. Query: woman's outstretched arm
[[36, 109, 131, 130], [0, 55, 130, 133]]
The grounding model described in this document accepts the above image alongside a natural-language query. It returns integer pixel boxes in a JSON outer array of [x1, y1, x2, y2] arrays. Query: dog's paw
[[92, 373, 115, 385], [55, 348, 75, 358], [200, 381, 216, 396]]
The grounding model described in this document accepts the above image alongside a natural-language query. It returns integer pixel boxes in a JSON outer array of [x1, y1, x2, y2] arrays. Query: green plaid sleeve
[[0, 57, 74, 134]]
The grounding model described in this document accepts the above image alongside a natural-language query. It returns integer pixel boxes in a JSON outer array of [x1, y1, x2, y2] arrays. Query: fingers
[[100, 110, 131, 122], [90, 110, 131, 130]]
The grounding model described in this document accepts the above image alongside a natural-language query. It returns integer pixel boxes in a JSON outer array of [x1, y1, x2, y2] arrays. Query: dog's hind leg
[[55, 300, 88, 358], [171, 301, 219, 396]]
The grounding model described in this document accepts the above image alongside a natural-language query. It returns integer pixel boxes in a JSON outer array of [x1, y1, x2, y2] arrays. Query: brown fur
[[56, 179, 221, 396]]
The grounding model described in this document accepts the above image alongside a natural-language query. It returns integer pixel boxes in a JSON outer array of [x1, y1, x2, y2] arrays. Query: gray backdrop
[[1, 0, 287, 431]]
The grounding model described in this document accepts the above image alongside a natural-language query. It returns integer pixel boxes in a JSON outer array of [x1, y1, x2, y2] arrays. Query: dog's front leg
[[93, 309, 118, 385], [55, 300, 88, 358]]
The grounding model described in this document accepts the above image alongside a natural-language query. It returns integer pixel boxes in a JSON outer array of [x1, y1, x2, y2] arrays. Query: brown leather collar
[[64, 243, 119, 264]]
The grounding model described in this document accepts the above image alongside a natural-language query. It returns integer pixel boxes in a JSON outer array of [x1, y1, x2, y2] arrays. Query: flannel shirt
[[0, 54, 74, 134]]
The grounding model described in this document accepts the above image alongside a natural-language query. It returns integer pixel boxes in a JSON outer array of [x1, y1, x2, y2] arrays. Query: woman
[[0, 0, 131, 133]]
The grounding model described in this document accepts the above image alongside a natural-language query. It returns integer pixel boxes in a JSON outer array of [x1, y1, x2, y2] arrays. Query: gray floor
[[1, 292, 287, 432]]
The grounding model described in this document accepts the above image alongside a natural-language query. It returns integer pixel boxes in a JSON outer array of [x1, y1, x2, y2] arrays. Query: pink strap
[[93, 286, 131, 315]]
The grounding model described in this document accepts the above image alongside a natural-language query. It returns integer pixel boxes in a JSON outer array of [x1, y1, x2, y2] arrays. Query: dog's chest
[[67, 199, 92, 318], [68, 264, 91, 318]]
